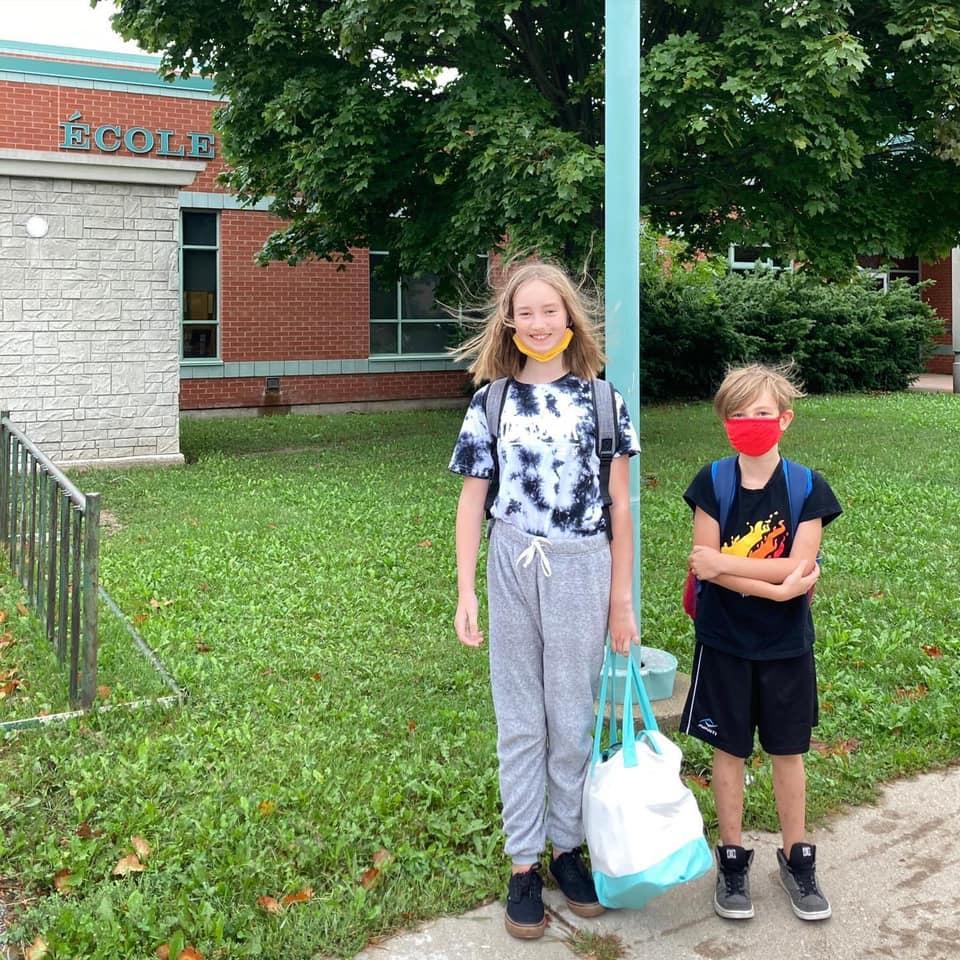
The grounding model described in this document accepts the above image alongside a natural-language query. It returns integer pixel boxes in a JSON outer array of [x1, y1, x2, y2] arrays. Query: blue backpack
[[683, 456, 815, 618]]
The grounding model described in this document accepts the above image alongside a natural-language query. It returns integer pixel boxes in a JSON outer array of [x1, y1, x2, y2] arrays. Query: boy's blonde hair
[[452, 261, 605, 384], [713, 363, 806, 419]]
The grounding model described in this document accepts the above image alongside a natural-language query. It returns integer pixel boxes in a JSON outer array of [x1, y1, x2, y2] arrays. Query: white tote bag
[[583, 647, 712, 909]]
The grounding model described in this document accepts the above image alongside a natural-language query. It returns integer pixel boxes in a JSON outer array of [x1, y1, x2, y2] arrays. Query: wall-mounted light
[[25, 216, 49, 239]]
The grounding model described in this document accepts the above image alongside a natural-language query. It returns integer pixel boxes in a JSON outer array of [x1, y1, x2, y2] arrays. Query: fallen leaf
[[810, 737, 860, 757], [0, 679, 21, 698], [895, 684, 928, 701], [25, 936, 48, 960], [257, 894, 282, 914], [112, 854, 146, 876], [0, 668, 18, 681], [0, 629, 14, 648], [97, 685, 112, 700], [148, 597, 174, 610], [281, 887, 313, 907], [196, 642, 211, 653], [179, 948, 204, 960], [406, 720, 416, 734], [155, 946, 170, 960], [133, 613, 149, 626], [0, 610, 6, 623], [310, 672, 322, 681], [16, 601, 29, 617], [372, 848, 393, 869], [922, 644, 943, 658], [359, 867, 380, 890], [643, 475, 659, 488], [131, 836, 152, 860], [77, 822, 94, 839], [54, 868, 73, 895], [417, 539, 433, 548], [821, 700, 834, 712], [198, 582, 210, 592], [685, 773, 711, 789], [257, 801, 276, 817]]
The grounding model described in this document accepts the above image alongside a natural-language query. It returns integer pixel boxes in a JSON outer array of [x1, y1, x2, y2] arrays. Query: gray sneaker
[[778, 843, 832, 921], [714, 845, 754, 919]]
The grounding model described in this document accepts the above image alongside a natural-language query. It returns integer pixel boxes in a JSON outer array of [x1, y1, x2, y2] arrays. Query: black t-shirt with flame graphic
[[684, 458, 842, 660]]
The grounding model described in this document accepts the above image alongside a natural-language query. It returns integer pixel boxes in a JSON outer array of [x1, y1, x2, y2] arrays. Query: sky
[[1, 0, 148, 55]]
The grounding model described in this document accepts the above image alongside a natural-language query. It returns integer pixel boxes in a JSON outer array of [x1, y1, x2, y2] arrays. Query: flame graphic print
[[721, 513, 788, 560]]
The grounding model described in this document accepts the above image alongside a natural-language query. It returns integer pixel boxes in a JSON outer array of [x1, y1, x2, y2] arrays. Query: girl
[[449, 261, 640, 939]]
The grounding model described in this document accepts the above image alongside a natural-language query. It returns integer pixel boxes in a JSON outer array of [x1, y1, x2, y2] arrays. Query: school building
[[0, 40, 469, 466], [1, 41, 957, 466]]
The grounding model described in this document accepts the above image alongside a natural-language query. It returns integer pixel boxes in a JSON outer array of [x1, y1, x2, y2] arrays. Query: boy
[[681, 364, 841, 922]]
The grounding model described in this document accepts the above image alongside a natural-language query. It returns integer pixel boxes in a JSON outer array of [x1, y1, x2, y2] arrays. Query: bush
[[639, 265, 943, 401]]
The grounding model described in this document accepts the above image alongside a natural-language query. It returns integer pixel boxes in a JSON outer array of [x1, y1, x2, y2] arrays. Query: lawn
[[1, 393, 960, 958]]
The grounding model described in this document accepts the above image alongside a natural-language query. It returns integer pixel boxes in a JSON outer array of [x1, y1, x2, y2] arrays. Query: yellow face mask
[[512, 327, 574, 363]]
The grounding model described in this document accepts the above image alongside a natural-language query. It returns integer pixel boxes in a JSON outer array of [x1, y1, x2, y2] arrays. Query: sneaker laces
[[511, 864, 543, 900], [722, 867, 748, 897], [516, 537, 552, 577], [792, 867, 820, 898]]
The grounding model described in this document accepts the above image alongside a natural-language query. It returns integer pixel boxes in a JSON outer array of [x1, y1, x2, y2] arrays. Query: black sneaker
[[549, 848, 605, 918], [778, 843, 832, 920], [714, 844, 754, 919], [505, 864, 546, 939]]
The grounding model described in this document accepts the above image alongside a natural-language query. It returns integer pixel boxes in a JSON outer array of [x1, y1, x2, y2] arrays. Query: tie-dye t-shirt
[[684, 459, 842, 659], [448, 374, 639, 540]]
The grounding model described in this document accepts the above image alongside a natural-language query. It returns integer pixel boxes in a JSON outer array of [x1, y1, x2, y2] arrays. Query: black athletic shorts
[[679, 642, 819, 758]]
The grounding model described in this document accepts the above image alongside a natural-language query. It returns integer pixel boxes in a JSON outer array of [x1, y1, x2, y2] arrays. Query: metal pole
[[604, 0, 641, 618]]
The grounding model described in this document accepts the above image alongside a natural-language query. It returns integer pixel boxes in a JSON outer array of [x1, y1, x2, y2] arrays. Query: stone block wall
[[0, 174, 182, 464]]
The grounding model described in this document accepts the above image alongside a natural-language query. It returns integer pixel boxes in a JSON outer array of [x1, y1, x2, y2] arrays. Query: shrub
[[639, 265, 942, 400]]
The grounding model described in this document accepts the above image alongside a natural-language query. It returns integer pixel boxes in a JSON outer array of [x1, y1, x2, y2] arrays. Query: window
[[369, 251, 484, 357], [857, 255, 920, 289], [181, 211, 219, 359], [729, 245, 793, 273]]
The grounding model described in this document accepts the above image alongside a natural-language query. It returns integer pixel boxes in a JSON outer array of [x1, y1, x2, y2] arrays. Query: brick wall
[[219, 212, 369, 361], [0, 175, 181, 462], [180, 371, 469, 409], [921, 257, 953, 375], [0, 80, 224, 192]]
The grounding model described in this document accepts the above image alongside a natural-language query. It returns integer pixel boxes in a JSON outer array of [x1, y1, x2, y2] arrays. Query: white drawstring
[[516, 536, 552, 577]]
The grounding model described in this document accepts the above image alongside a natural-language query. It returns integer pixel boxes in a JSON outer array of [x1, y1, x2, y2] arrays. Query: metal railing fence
[[0, 411, 99, 708]]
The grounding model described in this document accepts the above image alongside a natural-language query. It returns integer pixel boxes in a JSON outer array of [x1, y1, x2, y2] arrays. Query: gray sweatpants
[[487, 521, 611, 864]]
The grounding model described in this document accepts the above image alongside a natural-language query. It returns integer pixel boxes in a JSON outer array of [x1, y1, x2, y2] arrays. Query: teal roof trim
[[0, 38, 162, 68], [0, 51, 216, 94]]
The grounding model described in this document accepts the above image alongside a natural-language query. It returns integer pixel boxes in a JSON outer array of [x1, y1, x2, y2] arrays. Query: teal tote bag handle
[[621, 650, 661, 766]]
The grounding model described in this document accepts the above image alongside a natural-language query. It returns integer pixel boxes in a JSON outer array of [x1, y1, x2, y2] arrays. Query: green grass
[[1, 395, 959, 958]]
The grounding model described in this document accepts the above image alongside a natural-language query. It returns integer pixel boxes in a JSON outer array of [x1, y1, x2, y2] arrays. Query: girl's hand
[[455, 593, 484, 647], [608, 602, 638, 655], [778, 560, 819, 601], [688, 545, 726, 581]]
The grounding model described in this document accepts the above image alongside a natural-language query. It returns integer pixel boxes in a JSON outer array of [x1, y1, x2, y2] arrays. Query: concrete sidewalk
[[356, 766, 960, 959]]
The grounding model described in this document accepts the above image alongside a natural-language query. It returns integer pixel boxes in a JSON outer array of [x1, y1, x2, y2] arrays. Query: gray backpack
[[483, 377, 620, 540]]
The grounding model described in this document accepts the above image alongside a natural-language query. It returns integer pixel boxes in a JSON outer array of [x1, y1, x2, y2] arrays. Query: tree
[[104, 0, 960, 280]]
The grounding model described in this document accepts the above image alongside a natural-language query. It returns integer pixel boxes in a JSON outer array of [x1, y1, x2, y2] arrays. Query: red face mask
[[724, 418, 783, 457]]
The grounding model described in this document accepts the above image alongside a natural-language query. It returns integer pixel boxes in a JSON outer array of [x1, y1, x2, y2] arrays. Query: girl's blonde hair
[[713, 362, 806, 419], [452, 261, 605, 384]]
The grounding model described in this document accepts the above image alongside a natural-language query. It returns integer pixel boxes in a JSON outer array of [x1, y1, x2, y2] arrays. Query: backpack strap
[[483, 378, 511, 519], [781, 458, 818, 564], [591, 378, 619, 541], [710, 456, 739, 537]]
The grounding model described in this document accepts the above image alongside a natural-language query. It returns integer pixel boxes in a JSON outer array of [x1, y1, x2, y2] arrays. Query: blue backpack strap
[[711, 456, 738, 537], [781, 457, 813, 539], [483, 378, 511, 519]]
